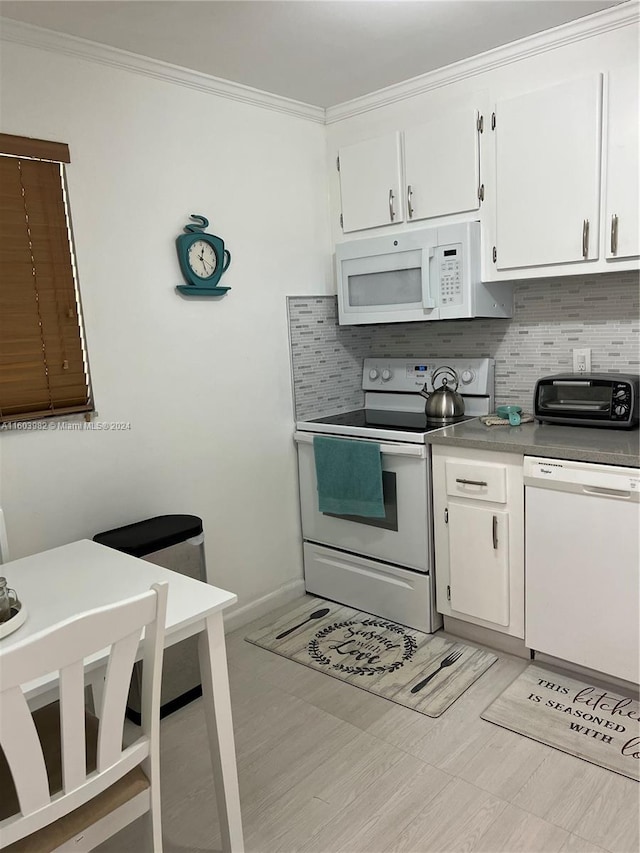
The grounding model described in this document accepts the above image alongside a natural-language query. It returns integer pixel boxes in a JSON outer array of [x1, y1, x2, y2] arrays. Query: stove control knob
[[369, 368, 379, 381], [381, 369, 393, 381], [460, 369, 475, 384]]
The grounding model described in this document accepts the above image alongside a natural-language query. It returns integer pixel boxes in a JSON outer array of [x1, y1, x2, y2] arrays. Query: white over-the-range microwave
[[336, 222, 513, 325]]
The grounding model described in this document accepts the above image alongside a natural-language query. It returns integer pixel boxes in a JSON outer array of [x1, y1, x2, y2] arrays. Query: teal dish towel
[[313, 435, 385, 518]]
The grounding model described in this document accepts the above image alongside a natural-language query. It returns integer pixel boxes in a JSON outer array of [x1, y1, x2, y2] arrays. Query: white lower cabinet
[[432, 445, 524, 638], [449, 503, 510, 626]]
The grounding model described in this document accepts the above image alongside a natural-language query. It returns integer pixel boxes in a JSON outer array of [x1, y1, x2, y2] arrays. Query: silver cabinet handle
[[455, 478, 488, 487], [582, 219, 590, 258], [407, 185, 414, 219], [492, 515, 498, 550], [389, 189, 395, 221], [611, 214, 619, 255]]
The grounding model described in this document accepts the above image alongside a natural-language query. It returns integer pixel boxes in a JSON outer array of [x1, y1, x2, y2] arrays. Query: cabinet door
[[604, 65, 639, 260], [448, 502, 509, 626], [338, 132, 404, 232], [496, 75, 602, 270], [405, 109, 480, 222]]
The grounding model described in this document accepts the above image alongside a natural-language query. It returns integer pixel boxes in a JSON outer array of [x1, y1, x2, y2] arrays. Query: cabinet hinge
[[447, 585, 451, 601], [477, 115, 484, 133], [339, 213, 344, 229], [492, 246, 497, 263], [478, 184, 485, 203], [336, 155, 340, 172], [444, 508, 448, 524], [491, 112, 496, 131]]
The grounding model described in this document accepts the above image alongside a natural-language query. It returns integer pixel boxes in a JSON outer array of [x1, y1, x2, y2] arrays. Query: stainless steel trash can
[[93, 514, 207, 723]]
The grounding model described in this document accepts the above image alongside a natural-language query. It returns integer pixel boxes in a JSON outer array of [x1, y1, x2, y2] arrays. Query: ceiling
[[0, 0, 624, 107]]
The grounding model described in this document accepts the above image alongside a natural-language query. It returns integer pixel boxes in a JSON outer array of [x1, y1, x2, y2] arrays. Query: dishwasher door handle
[[582, 485, 633, 499]]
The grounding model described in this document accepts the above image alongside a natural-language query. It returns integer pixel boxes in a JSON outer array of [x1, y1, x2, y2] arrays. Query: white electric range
[[294, 357, 495, 632]]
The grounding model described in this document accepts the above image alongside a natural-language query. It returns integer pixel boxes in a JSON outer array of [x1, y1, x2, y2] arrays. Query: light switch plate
[[572, 348, 591, 373]]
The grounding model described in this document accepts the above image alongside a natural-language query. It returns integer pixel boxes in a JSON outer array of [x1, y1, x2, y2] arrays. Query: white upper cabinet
[[337, 132, 404, 233], [404, 108, 481, 222], [603, 64, 639, 261], [495, 74, 602, 270]]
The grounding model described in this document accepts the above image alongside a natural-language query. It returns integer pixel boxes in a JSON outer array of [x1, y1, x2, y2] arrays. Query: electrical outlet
[[573, 348, 591, 373]]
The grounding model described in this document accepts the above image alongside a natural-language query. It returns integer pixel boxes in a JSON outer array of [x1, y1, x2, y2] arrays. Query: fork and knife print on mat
[[275, 607, 463, 694]]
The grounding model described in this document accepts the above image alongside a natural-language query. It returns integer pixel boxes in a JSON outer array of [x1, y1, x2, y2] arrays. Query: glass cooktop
[[307, 409, 474, 434]]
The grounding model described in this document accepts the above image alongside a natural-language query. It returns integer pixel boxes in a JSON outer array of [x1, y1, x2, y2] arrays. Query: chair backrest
[[0, 581, 168, 847]]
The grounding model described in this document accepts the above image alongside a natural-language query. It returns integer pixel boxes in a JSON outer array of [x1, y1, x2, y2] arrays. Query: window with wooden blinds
[[0, 134, 93, 423]]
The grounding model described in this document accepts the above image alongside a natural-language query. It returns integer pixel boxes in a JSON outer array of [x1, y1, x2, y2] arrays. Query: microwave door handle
[[421, 247, 436, 309]]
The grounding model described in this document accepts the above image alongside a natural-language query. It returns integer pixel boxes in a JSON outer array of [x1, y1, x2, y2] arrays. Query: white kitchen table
[[0, 538, 244, 853]]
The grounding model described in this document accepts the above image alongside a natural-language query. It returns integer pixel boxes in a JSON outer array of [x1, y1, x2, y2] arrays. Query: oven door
[[294, 432, 431, 572]]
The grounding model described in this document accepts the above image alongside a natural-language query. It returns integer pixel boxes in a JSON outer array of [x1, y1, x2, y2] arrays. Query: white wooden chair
[[0, 581, 168, 852]]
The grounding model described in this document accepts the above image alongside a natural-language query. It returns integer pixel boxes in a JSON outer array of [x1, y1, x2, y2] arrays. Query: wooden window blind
[[0, 133, 93, 423]]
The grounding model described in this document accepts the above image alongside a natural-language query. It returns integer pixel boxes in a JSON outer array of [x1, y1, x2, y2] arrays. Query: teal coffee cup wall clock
[[176, 214, 231, 296]]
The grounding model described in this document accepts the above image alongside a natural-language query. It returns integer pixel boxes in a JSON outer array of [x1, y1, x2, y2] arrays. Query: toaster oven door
[[535, 378, 635, 426], [537, 380, 612, 417]]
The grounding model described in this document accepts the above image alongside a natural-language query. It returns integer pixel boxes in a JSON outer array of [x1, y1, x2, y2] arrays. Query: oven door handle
[[294, 432, 428, 459]]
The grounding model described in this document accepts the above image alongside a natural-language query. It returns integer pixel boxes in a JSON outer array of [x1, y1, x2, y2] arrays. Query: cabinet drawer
[[445, 460, 507, 503]]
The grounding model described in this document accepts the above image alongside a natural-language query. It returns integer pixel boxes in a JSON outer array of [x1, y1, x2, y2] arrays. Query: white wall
[[0, 41, 332, 612]]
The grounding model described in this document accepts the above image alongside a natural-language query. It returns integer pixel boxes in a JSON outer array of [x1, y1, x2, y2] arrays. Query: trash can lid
[[93, 514, 203, 558]]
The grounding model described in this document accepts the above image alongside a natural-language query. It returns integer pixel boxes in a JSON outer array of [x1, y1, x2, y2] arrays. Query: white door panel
[[338, 132, 404, 232], [449, 503, 510, 626], [604, 65, 640, 260], [496, 75, 602, 269], [405, 109, 480, 222]]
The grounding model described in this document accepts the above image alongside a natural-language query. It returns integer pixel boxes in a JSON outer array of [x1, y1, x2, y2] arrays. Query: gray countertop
[[428, 419, 640, 468]]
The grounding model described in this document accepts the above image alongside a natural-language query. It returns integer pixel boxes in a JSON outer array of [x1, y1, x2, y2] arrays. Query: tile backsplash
[[288, 271, 639, 420]]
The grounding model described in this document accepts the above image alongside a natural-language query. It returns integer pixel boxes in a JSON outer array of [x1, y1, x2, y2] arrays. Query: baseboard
[[443, 615, 530, 659], [222, 578, 306, 633], [532, 651, 639, 694]]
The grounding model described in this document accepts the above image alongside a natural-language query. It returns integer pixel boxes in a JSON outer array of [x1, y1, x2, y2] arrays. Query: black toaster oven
[[534, 374, 640, 428]]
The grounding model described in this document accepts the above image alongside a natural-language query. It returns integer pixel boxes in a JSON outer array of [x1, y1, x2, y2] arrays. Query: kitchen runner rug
[[481, 664, 640, 781], [245, 597, 497, 718]]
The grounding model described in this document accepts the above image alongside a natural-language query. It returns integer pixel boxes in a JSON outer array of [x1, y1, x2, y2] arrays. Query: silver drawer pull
[[407, 185, 414, 219], [455, 478, 488, 487], [389, 189, 396, 221], [492, 515, 498, 550], [582, 219, 590, 258], [611, 214, 619, 255]]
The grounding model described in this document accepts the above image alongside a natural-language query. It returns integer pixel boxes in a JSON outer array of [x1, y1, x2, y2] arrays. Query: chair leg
[[142, 753, 163, 852]]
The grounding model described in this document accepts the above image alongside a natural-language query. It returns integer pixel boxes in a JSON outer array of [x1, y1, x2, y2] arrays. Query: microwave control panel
[[437, 244, 463, 307]]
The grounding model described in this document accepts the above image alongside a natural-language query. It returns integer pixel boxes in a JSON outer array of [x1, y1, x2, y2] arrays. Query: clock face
[[187, 239, 218, 279]]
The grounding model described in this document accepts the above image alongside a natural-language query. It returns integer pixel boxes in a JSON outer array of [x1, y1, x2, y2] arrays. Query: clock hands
[[197, 247, 215, 274]]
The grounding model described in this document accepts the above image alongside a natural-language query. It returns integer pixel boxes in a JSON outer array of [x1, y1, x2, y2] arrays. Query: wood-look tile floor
[[98, 598, 640, 853]]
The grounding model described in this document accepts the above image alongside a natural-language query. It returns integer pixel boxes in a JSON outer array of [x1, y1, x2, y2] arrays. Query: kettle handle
[[432, 366, 460, 391]]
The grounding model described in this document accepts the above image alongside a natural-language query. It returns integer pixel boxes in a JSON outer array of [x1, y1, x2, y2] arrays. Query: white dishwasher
[[524, 456, 640, 685]]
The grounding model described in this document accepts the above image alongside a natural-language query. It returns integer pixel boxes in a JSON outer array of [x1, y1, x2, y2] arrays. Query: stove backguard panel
[[287, 271, 639, 421]]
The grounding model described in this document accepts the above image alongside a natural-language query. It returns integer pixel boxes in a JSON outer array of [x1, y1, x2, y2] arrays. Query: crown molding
[[325, 1, 640, 123], [2, 3, 638, 128], [0, 18, 326, 124]]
